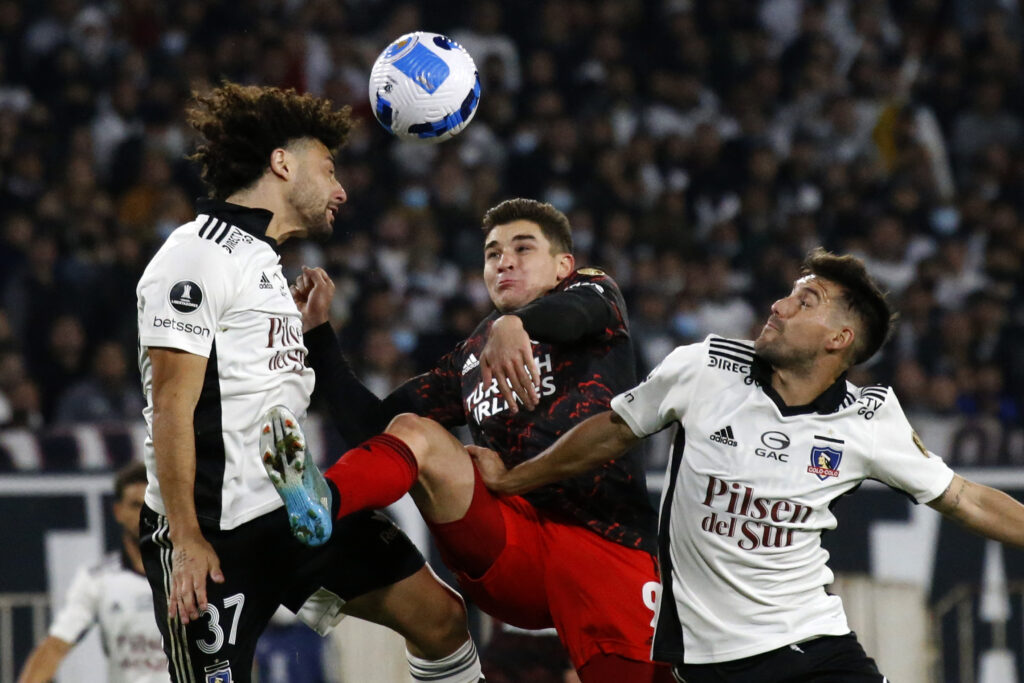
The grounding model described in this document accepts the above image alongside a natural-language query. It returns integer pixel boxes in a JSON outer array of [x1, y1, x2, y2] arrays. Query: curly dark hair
[[481, 198, 573, 253], [186, 83, 354, 198], [801, 247, 896, 365]]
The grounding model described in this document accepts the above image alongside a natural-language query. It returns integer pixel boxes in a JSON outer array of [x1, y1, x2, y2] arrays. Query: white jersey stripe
[[199, 219, 218, 240], [155, 517, 194, 683], [708, 338, 755, 354]]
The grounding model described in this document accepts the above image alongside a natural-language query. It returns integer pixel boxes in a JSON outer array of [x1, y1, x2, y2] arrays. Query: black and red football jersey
[[393, 269, 657, 552]]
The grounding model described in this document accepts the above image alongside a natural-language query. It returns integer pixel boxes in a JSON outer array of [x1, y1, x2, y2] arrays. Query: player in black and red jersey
[[274, 198, 671, 682]]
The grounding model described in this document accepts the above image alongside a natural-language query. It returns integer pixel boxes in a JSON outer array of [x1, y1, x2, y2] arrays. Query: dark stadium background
[[1, 1, 1023, 681]]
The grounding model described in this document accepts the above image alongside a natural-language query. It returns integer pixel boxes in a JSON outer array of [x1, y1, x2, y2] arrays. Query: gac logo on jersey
[[755, 431, 790, 462], [807, 435, 845, 480]]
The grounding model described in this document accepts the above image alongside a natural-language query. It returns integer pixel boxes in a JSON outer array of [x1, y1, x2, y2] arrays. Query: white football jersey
[[610, 335, 955, 664], [49, 553, 169, 683], [137, 199, 315, 529]]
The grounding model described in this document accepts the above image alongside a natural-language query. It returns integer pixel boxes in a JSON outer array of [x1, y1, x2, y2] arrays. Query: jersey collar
[[195, 198, 279, 252], [750, 355, 848, 416]]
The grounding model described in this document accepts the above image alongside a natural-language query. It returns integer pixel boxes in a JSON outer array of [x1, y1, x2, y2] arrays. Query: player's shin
[[407, 638, 484, 683]]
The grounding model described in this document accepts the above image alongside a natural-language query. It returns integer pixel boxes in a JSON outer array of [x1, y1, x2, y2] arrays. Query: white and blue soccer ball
[[368, 32, 480, 144]]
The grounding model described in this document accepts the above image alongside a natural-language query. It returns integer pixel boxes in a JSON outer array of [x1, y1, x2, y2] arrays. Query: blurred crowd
[[0, 0, 1021, 450]]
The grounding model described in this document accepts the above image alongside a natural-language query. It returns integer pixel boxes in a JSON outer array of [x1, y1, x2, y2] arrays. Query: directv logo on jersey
[[710, 425, 737, 447]]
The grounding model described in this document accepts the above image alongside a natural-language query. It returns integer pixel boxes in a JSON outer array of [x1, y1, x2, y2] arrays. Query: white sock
[[406, 638, 483, 683]]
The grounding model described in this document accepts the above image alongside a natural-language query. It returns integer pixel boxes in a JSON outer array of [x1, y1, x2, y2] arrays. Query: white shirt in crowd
[[49, 552, 169, 683]]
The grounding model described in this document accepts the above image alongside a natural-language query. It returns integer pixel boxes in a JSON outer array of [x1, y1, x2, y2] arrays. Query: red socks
[[324, 433, 419, 519]]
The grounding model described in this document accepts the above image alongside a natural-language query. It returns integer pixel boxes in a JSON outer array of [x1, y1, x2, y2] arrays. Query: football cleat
[[260, 405, 333, 546]]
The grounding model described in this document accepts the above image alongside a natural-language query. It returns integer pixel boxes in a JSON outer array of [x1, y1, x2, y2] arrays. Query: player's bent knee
[[386, 414, 465, 467], [406, 585, 471, 657], [384, 413, 434, 458]]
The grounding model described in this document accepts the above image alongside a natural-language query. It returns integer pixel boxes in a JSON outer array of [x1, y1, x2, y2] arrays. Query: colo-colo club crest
[[807, 435, 845, 480]]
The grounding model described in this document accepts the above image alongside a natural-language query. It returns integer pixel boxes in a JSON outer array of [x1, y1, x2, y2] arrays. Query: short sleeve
[[866, 390, 955, 504], [48, 566, 99, 644], [137, 238, 239, 357], [610, 341, 705, 438]]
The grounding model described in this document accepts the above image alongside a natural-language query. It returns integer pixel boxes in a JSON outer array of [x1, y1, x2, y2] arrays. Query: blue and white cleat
[[260, 406, 333, 546]]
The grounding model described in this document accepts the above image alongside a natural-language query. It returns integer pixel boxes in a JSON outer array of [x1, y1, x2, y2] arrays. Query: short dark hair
[[801, 247, 895, 365], [114, 461, 148, 501], [187, 82, 354, 199], [481, 198, 573, 254]]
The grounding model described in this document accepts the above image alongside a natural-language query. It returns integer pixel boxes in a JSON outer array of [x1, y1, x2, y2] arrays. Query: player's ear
[[555, 253, 575, 281], [269, 147, 291, 180], [826, 324, 855, 354]]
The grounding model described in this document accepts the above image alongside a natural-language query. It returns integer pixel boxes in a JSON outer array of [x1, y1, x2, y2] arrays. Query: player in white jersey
[[470, 248, 1024, 682], [135, 83, 481, 683], [17, 463, 169, 683]]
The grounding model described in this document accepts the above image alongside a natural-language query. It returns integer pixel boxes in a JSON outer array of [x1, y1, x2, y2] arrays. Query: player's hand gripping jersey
[[307, 269, 658, 551], [611, 335, 955, 664]]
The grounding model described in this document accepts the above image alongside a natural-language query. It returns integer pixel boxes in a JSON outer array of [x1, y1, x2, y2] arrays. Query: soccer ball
[[368, 32, 480, 144]]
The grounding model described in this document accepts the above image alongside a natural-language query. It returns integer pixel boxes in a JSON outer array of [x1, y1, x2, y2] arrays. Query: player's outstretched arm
[[150, 347, 224, 624], [928, 474, 1024, 547], [469, 409, 639, 495], [295, 266, 423, 444], [16, 636, 72, 683]]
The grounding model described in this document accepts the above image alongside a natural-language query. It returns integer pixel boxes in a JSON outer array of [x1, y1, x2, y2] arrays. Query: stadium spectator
[[54, 339, 144, 424], [0, 0, 1020, 439], [16, 461, 169, 683]]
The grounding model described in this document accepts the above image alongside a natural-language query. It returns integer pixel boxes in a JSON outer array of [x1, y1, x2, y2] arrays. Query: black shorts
[[139, 503, 425, 683], [672, 633, 886, 683]]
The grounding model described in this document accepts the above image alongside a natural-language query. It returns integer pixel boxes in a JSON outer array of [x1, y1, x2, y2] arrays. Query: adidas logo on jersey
[[259, 273, 273, 289], [710, 425, 738, 447], [462, 353, 480, 374]]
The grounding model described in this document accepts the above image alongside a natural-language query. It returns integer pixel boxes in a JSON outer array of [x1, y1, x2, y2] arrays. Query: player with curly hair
[[136, 83, 482, 683]]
